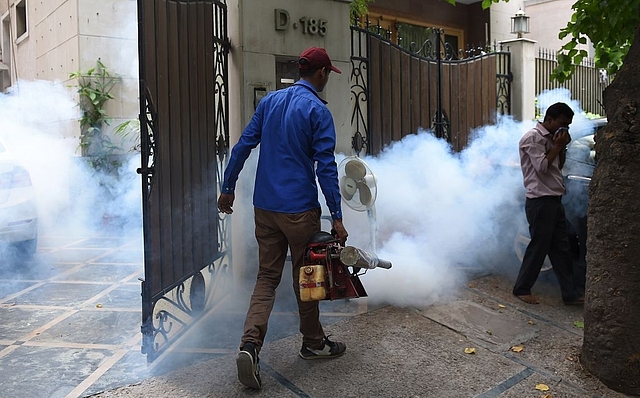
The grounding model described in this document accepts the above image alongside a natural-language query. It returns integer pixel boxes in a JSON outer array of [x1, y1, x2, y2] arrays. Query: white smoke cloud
[[0, 79, 142, 264], [0, 62, 599, 371], [0, 81, 80, 231], [333, 88, 600, 308]]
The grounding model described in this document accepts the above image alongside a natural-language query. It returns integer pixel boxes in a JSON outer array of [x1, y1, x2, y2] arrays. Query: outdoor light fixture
[[511, 9, 530, 38]]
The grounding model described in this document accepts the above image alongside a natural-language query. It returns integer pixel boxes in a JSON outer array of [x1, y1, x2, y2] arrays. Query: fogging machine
[[299, 231, 392, 302]]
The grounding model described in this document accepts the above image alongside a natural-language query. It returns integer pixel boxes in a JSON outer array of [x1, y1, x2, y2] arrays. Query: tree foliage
[[69, 59, 122, 172], [350, 0, 374, 16], [553, 0, 639, 82], [447, 0, 638, 82]]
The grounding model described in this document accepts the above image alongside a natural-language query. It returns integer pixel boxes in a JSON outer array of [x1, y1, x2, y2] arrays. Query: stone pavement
[[0, 231, 365, 398], [89, 271, 629, 398], [0, 232, 147, 398], [0, 231, 631, 398]]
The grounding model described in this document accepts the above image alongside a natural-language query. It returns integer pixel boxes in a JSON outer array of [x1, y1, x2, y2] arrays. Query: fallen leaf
[[528, 320, 535, 325], [573, 321, 584, 329], [486, 330, 493, 335], [464, 348, 476, 354], [535, 383, 550, 391], [498, 304, 506, 308], [541, 394, 552, 398], [566, 356, 575, 361], [96, 303, 103, 308], [511, 345, 524, 352], [468, 283, 475, 288]]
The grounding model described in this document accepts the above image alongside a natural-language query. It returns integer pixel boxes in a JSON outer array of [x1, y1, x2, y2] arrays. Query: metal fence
[[536, 48, 609, 116], [350, 25, 511, 156]]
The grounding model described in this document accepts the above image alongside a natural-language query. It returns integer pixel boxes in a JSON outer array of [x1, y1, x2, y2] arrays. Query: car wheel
[[13, 234, 38, 260]]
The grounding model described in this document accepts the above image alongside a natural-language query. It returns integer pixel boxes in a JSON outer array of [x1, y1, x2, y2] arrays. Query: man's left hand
[[332, 219, 348, 245]]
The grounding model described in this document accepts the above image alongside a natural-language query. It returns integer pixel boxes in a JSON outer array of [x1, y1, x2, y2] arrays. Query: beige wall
[[228, 0, 352, 279], [77, 0, 139, 132], [34, 0, 79, 83], [1, 0, 138, 148], [229, 0, 352, 153], [490, 1, 525, 44], [1, 0, 42, 83], [492, 0, 592, 55], [524, 0, 593, 56]]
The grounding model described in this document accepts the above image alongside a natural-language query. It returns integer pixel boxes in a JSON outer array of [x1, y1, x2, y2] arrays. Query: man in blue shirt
[[218, 47, 349, 390]]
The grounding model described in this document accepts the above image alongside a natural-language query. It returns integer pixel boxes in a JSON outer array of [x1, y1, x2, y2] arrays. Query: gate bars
[[138, 0, 231, 362], [350, 25, 512, 156]]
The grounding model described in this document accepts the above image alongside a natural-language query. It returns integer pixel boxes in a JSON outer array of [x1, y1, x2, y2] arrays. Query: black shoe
[[299, 335, 346, 360], [237, 342, 261, 389]]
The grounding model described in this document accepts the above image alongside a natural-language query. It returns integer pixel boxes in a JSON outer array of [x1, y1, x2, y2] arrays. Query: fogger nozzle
[[340, 246, 392, 270]]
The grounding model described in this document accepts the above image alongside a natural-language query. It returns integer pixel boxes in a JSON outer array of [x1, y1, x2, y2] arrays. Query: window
[[396, 22, 463, 59], [364, 14, 464, 59], [1, 12, 10, 63], [0, 11, 11, 91], [15, 0, 27, 41]]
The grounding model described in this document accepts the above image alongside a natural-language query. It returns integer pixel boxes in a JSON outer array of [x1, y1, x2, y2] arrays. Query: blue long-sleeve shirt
[[222, 80, 343, 220]]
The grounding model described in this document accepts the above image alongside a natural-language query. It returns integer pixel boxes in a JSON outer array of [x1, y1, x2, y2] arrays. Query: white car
[[0, 139, 38, 259]]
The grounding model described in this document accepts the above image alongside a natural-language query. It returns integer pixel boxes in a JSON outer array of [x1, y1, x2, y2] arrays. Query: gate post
[[501, 38, 536, 122]]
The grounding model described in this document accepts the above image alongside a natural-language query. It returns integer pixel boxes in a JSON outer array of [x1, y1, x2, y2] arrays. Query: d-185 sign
[[274, 9, 328, 37]]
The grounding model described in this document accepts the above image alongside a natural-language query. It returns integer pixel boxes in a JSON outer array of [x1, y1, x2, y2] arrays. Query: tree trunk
[[582, 11, 640, 396]]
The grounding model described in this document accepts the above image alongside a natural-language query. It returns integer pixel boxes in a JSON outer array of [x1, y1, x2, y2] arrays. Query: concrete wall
[[77, 0, 139, 139], [0, 0, 138, 147], [1, 0, 81, 87], [502, 38, 537, 122], [0, 0, 43, 84], [0, 0, 79, 145], [489, 1, 525, 44], [491, 0, 591, 55], [227, 0, 352, 279], [229, 0, 352, 153], [524, 0, 593, 56], [34, 0, 79, 83]]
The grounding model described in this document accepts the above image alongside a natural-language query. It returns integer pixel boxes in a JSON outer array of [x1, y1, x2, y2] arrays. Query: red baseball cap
[[298, 47, 342, 74]]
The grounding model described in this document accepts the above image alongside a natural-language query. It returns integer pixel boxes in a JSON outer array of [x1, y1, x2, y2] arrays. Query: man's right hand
[[554, 129, 572, 147], [218, 193, 235, 214], [332, 219, 348, 245]]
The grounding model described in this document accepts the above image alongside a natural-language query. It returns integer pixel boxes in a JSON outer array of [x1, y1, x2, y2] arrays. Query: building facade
[[0, 0, 588, 152], [0, 0, 138, 145], [523, 0, 593, 56]]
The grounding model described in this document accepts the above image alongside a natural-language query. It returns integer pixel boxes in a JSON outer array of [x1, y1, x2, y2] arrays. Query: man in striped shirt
[[514, 102, 584, 306]]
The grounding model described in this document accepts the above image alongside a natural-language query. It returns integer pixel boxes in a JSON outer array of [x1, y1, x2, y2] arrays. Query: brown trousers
[[241, 207, 325, 351]]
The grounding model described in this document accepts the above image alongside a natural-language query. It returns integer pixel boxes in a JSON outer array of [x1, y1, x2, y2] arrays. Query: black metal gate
[[137, 0, 230, 362], [350, 26, 512, 155]]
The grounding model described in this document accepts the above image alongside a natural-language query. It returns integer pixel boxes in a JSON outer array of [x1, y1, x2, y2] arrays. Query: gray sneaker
[[237, 342, 261, 389], [299, 336, 346, 360]]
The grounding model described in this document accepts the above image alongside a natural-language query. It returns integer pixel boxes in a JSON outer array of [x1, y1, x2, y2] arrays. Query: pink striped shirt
[[519, 122, 566, 198]]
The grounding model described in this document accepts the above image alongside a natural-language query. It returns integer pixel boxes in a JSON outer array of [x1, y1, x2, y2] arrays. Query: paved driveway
[[0, 230, 364, 398]]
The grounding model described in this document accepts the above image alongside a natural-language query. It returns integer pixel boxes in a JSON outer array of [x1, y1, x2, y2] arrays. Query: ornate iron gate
[[137, 0, 230, 362], [350, 26, 512, 155]]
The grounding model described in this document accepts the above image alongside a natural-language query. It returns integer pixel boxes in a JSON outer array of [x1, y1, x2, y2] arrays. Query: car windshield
[[563, 118, 605, 178], [567, 135, 595, 165]]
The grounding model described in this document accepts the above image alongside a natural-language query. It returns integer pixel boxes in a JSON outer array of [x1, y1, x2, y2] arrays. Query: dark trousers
[[513, 196, 581, 302], [241, 207, 325, 351]]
